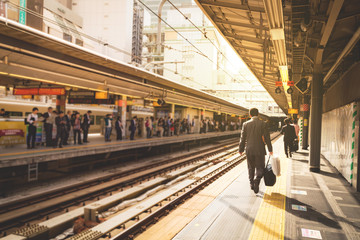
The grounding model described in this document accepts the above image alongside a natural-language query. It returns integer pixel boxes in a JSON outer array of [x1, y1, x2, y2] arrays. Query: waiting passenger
[[26, 107, 39, 149], [55, 111, 67, 148], [157, 118, 164, 137], [104, 114, 113, 142], [82, 111, 92, 143], [0, 108, 9, 117], [72, 113, 82, 145], [145, 117, 152, 138], [43, 107, 55, 147], [115, 116, 123, 140], [64, 110, 72, 145], [129, 116, 137, 140]]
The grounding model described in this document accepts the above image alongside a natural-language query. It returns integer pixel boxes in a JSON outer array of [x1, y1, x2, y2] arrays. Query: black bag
[[24, 118, 29, 125], [293, 139, 299, 152], [263, 156, 276, 186]]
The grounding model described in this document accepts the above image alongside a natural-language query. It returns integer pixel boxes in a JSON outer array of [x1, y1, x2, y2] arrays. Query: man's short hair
[[48, 107, 53, 110], [284, 118, 290, 124], [249, 108, 259, 116], [87, 110, 92, 113], [32, 107, 39, 112], [0, 108, 4, 111]]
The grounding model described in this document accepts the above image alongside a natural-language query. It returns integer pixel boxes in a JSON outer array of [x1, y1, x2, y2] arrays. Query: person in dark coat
[[72, 112, 82, 145], [26, 107, 39, 149], [82, 111, 92, 143], [115, 116, 123, 140], [280, 118, 297, 158], [55, 111, 67, 148], [129, 116, 137, 140], [64, 110, 71, 145], [42, 107, 54, 147], [239, 108, 273, 193]]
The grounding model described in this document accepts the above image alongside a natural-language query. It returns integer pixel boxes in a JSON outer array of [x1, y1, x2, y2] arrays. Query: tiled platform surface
[[0, 131, 240, 168], [172, 137, 360, 240]]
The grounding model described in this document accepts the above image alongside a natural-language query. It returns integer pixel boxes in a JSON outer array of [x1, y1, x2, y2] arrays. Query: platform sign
[[295, 78, 308, 94], [291, 189, 307, 195], [291, 204, 307, 211], [287, 81, 294, 86], [275, 81, 282, 87], [0, 120, 26, 145], [13, 88, 65, 95], [288, 108, 298, 114], [68, 98, 115, 105], [19, 0, 26, 25], [95, 92, 108, 99], [301, 228, 322, 239]]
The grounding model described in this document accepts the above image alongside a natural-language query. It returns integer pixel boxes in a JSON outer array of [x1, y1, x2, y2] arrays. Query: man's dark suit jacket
[[82, 114, 91, 129], [280, 124, 296, 142], [239, 116, 273, 155]]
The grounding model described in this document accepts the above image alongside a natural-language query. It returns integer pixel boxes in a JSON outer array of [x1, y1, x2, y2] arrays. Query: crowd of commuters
[[143, 117, 241, 139], [24, 107, 94, 149], [1, 106, 242, 148]]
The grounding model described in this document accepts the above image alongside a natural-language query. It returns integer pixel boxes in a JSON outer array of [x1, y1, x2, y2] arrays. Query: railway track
[[1, 133, 280, 240], [0, 138, 239, 235]]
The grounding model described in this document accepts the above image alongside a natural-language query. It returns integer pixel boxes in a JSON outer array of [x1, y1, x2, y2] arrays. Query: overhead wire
[[137, 0, 244, 83]]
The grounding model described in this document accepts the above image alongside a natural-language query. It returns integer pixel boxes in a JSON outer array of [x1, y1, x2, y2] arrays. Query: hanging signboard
[[68, 98, 115, 105], [13, 88, 65, 95], [288, 108, 299, 114], [19, 0, 26, 25]]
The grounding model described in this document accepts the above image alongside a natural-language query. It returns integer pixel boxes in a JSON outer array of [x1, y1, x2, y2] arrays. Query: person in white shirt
[[27, 107, 39, 149]]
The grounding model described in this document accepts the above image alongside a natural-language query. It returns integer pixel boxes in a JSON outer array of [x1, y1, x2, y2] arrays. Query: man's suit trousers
[[246, 153, 265, 184]]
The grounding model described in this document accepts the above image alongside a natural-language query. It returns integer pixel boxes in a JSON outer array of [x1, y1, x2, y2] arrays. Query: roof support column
[[120, 95, 127, 139], [309, 65, 323, 172], [56, 94, 66, 113]]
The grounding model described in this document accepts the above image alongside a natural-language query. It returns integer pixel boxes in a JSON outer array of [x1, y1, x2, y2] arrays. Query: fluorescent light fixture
[[279, 65, 288, 83], [270, 28, 285, 40]]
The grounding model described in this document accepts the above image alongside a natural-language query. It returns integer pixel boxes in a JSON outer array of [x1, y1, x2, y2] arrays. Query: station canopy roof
[[195, 0, 360, 113]]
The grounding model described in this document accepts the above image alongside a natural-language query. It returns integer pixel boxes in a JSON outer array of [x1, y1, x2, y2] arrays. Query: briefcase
[[263, 156, 276, 186], [293, 139, 299, 152]]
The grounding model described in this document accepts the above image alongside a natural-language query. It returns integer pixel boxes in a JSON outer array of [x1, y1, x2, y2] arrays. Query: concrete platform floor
[[137, 136, 360, 240]]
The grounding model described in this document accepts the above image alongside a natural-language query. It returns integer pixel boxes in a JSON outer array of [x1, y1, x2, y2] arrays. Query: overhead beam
[[214, 18, 269, 30], [198, 0, 291, 15], [199, 0, 266, 12], [225, 33, 265, 44]]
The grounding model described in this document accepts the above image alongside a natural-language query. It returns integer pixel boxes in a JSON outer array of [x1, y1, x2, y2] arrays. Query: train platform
[[137, 136, 360, 240], [0, 130, 240, 168]]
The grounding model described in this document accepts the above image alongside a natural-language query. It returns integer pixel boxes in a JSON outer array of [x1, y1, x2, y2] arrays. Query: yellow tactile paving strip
[[135, 160, 246, 240], [248, 156, 288, 240]]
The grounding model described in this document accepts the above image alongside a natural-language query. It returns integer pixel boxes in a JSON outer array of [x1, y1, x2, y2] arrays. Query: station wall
[[321, 102, 359, 189]]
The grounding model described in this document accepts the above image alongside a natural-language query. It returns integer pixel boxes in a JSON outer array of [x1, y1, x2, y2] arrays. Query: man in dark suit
[[130, 116, 137, 140], [239, 108, 273, 193], [42, 107, 54, 147], [55, 111, 66, 148], [82, 110, 92, 143], [280, 118, 297, 158]]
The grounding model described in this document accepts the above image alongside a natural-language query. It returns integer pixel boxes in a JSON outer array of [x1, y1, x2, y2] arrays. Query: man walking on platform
[[239, 108, 273, 194], [281, 118, 297, 158]]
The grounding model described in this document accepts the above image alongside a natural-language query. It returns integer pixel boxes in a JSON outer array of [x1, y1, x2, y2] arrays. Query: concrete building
[[143, 1, 283, 116], [72, 0, 136, 63]]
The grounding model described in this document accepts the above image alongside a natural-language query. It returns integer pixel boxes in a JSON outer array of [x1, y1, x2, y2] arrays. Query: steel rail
[[110, 134, 280, 240], [0, 138, 239, 234]]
